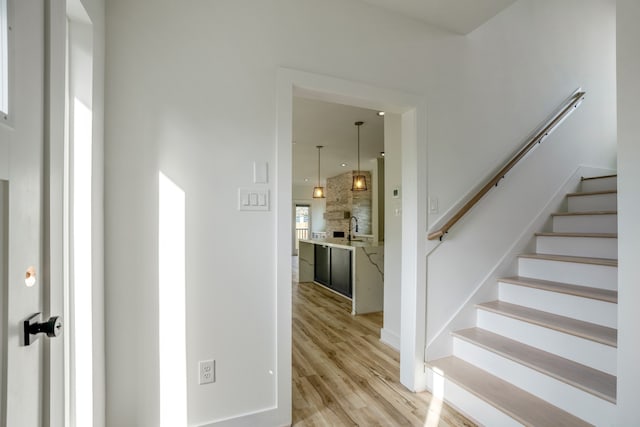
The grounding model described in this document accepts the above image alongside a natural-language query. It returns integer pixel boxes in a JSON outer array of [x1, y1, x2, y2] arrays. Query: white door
[[1, 1, 66, 426]]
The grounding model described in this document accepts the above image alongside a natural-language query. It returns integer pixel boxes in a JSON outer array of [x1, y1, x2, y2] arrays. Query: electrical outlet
[[199, 360, 215, 385]]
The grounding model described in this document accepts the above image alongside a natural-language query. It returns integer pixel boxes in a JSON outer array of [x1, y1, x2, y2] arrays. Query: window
[[0, 0, 8, 116]]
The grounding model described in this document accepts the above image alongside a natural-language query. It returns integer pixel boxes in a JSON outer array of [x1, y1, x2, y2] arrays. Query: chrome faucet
[[348, 216, 359, 241]]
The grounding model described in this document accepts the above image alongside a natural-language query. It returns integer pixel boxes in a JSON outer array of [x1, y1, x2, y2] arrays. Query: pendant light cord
[[317, 147, 321, 185], [357, 124, 361, 174], [355, 121, 363, 174]]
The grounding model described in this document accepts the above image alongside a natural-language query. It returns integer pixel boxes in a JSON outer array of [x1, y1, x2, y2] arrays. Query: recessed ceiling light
[[341, 163, 348, 167], [377, 111, 385, 116], [304, 178, 309, 182], [380, 152, 385, 157]]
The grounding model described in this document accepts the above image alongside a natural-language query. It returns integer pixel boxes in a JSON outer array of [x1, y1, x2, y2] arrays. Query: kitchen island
[[298, 239, 384, 315]]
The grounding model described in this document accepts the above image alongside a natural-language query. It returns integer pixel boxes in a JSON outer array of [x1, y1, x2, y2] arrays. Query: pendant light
[[312, 145, 325, 198], [351, 121, 367, 191]]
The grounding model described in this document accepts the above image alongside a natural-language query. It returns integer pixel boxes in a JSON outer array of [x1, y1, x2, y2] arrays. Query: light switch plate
[[429, 197, 439, 214], [253, 161, 268, 184], [238, 188, 269, 211]]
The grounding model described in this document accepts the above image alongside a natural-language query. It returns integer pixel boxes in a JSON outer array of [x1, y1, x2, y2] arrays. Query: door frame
[[275, 68, 429, 422], [43, 1, 67, 426]]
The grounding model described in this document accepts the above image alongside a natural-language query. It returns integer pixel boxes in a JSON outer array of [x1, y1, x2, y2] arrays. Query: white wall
[[425, 0, 616, 356], [381, 114, 402, 349], [104, 0, 616, 425], [616, 1, 640, 424]]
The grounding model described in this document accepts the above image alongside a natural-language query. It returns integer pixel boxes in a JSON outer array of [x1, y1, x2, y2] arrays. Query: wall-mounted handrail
[[427, 89, 586, 241]]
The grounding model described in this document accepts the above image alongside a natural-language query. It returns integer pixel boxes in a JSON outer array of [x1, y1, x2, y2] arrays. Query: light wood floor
[[292, 259, 476, 426]]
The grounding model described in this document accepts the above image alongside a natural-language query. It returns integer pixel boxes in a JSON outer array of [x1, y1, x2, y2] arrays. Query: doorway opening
[[277, 68, 429, 423], [290, 97, 392, 423]]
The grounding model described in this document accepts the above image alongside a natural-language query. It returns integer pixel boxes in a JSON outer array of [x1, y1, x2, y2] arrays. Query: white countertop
[[299, 238, 383, 250]]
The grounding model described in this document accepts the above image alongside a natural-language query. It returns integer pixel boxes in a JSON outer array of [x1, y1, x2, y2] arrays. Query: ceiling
[[293, 97, 384, 187], [356, 0, 516, 34]]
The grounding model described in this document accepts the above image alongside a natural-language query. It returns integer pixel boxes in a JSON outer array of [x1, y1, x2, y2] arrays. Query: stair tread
[[535, 232, 617, 238], [476, 301, 617, 347], [499, 276, 617, 303], [581, 174, 617, 181], [429, 356, 593, 427], [551, 210, 617, 217], [519, 253, 618, 267], [453, 327, 617, 403], [567, 190, 617, 197]]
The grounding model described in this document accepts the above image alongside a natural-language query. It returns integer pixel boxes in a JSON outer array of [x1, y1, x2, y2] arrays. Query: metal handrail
[[427, 89, 586, 241]]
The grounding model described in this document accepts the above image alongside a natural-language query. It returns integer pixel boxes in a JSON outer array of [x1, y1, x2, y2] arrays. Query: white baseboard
[[196, 406, 288, 427], [380, 328, 400, 351]]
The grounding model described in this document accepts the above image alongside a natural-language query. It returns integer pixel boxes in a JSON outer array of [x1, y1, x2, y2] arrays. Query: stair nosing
[[581, 174, 617, 181], [476, 300, 617, 347], [452, 327, 617, 403], [551, 210, 617, 217], [566, 190, 617, 197], [519, 253, 617, 267], [534, 232, 617, 238], [499, 276, 617, 303], [427, 356, 594, 427]]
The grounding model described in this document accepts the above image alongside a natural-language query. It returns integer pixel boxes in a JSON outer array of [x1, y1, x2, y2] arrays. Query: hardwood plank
[[477, 301, 617, 347], [292, 276, 476, 426], [453, 328, 616, 403], [429, 356, 593, 427]]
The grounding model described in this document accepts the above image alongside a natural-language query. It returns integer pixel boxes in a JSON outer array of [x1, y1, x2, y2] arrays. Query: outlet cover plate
[[199, 359, 215, 385]]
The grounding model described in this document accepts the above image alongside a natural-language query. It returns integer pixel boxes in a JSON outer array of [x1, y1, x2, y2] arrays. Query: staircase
[[427, 174, 618, 426]]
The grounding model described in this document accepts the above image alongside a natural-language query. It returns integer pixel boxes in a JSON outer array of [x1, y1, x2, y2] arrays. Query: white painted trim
[[195, 406, 286, 427], [380, 328, 400, 351], [399, 109, 429, 392], [44, 1, 67, 426], [0, 180, 7, 427], [276, 68, 429, 410], [275, 69, 294, 427]]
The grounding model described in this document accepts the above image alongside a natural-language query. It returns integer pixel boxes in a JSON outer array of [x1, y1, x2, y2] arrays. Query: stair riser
[[498, 283, 617, 328], [536, 236, 617, 259], [518, 258, 617, 290], [580, 177, 617, 193], [568, 193, 617, 212], [453, 338, 616, 425], [477, 310, 616, 375], [426, 368, 522, 427], [552, 214, 617, 234]]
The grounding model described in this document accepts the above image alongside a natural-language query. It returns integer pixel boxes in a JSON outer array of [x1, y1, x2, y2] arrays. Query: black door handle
[[23, 312, 63, 346]]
